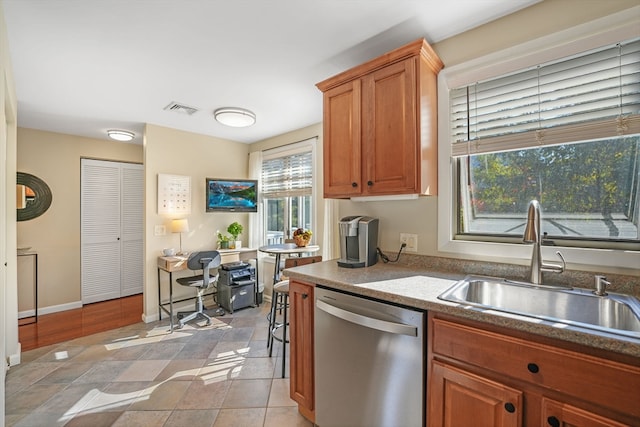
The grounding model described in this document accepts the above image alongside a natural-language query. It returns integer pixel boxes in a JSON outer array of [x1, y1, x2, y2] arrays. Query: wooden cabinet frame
[[427, 313, 640, 427], [289, 279, 315, 422], [317, 38, 443, 199]]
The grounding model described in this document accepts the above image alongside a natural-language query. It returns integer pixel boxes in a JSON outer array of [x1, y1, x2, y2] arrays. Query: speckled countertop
[[284, 258, 640, 358]]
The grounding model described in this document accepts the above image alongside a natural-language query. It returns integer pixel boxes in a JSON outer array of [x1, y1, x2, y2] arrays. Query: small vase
[[219, 241, 230, 249]]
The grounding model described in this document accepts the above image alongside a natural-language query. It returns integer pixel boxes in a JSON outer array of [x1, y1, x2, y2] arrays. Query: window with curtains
[[451, 38, 640, 248], [261, 140, 314, 245]]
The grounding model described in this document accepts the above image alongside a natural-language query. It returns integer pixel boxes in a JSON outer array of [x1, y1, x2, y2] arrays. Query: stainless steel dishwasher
[[315, 286, 425, 427]]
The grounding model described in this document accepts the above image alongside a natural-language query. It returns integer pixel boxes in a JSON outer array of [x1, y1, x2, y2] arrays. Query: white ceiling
[[3, 0, 539, 144]]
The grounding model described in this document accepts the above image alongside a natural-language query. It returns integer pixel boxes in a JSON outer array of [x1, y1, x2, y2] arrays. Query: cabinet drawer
[[432, 317, 640, 418]]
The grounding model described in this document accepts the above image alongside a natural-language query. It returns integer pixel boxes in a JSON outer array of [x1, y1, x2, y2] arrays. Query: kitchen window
[[261, 139, 315, 245], [450, 38, 640, 250]]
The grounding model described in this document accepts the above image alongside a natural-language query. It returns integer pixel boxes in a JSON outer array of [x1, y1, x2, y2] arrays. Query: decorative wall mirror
[[16, 172, 52, 221]]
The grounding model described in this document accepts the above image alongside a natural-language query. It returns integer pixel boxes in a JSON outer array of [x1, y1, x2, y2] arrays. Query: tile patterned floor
[[5, 305, 312, 427]]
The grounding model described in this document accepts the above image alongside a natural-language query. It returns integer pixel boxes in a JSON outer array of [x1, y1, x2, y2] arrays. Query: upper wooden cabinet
[[317, 38, 443, 198]]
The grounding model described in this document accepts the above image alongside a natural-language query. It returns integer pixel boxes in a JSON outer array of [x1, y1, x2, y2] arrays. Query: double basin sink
[[438, 276, 640, 339]]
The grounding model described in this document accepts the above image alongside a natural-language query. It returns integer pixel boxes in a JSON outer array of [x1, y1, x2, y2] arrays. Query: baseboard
[[142, 312, 157, 323], [8, 343, 21, 367], [18, 301, 83, 319], [18, 309, 35, 319]]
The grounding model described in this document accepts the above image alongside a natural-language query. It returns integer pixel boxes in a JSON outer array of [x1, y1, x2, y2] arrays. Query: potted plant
[[227, 222, 244, 249], [217, 231, 231, 249]]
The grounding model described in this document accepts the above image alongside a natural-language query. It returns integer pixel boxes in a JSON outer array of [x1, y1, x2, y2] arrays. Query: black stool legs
[[268, 284, 289, 378]]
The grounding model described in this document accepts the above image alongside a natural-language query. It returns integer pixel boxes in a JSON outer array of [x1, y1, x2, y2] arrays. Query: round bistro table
[[259, 243, 320, 285]]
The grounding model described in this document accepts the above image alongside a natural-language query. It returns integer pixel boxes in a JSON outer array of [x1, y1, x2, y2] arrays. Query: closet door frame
[[81, 159, 143, 304]]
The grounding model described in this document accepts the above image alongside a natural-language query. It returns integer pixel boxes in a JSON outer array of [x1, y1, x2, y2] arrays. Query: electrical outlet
[[400, 233, 418, 252], [154, 225, 166, 236]]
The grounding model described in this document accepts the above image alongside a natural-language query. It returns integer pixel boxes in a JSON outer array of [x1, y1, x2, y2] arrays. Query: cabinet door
[[541, 398, 629, 427], [120, 163, 144, 297], [432, 316, 640, 420], [429, 360, 522, 427], [322, 79, 362, 198], [289, 280, 315, 420], [362, 57, 418, 195]]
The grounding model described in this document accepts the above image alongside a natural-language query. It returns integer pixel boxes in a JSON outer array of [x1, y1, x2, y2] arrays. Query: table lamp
[[171, 219, 189, 255]]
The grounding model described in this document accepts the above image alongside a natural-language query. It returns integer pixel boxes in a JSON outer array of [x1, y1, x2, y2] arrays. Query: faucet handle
[[541, 250, 565, 273], [555, 251, 566, 273]]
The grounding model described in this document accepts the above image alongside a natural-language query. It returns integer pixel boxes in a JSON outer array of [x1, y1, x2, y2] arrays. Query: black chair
[[175, 250, 223, 328]]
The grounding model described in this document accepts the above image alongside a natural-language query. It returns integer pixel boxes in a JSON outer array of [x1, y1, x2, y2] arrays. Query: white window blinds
[[451, 38, 640, 157], [261, 148, 313, 198]]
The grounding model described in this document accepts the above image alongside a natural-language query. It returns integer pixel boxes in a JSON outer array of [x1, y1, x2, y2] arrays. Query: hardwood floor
[[18, 294, 143, 352]]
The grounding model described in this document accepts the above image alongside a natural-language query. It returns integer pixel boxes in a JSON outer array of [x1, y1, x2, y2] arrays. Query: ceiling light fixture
[[107, 130, 135, 142], [214, 107, 256, 128]]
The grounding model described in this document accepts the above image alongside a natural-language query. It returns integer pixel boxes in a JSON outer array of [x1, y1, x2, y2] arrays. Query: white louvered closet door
[[120, 164, 144, 297], [81, 159, 143, 304]]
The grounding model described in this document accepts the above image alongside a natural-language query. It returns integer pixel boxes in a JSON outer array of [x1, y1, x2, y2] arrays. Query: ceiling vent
[[164, 102, 199, 115]]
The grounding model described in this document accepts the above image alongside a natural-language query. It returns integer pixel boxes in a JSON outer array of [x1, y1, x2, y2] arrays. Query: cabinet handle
[[547, 416, 560, 427], [367, 180, 373, 186], [351, 182, 358, 187], [527, 363, 539, 373], [302, 294, 308, 299], [504, 402, 516, 413]]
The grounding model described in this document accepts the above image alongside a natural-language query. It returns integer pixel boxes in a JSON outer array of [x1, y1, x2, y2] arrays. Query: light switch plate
[[154, 225, 166, 236]]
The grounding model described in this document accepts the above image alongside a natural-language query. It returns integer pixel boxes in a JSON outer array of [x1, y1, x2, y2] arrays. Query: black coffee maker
[[337, 216, 379, 268]]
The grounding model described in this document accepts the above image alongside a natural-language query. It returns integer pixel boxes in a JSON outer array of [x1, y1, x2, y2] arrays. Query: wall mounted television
[[205, 178, 258, 212]]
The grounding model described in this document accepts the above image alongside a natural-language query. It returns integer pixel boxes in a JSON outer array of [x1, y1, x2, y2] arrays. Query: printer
[[217, 262, 256, 313], [219, 261, 256, 286]]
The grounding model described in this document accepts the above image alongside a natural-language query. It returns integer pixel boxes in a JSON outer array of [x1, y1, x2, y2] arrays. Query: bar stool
[[267, 255, 322, 378], [269, 280, 290, 378], [266, 277, 288, 353]]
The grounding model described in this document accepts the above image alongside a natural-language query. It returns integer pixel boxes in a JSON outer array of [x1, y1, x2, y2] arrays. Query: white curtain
[[322, 198, 339, 260], [248, 150, 263, 251]]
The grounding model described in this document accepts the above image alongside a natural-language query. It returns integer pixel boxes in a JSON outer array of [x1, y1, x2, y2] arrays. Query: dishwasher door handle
[[316, 299, 417, 336]]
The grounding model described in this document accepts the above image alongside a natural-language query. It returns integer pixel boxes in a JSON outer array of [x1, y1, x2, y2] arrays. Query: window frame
[[260, 138, 316, 246], [437, 10, 640, 272]]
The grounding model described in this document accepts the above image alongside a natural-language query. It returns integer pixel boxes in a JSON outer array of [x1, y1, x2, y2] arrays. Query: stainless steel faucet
[[523, 200, 566, 285]]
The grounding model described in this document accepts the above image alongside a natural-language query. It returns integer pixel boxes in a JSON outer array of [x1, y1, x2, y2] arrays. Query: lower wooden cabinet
[[430, 360, 522, 427], [289, 279, 315, 422], [285, 292, 639, 426], [427, 313, 640, 427], [541, 397, 628, 427]]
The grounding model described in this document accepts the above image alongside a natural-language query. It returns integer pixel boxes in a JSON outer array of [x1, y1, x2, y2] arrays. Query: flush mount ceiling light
[[107, 130, 135, 142], [214, 107, 256, 128]]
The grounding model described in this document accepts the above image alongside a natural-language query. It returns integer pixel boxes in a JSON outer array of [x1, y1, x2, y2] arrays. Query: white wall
[[143, 124, 251, 321], [1, 0, 18, 415], [16, 128, 143, 311]]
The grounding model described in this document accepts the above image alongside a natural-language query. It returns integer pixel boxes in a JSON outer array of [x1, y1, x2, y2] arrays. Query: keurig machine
[[337, 216, 379, 268]]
